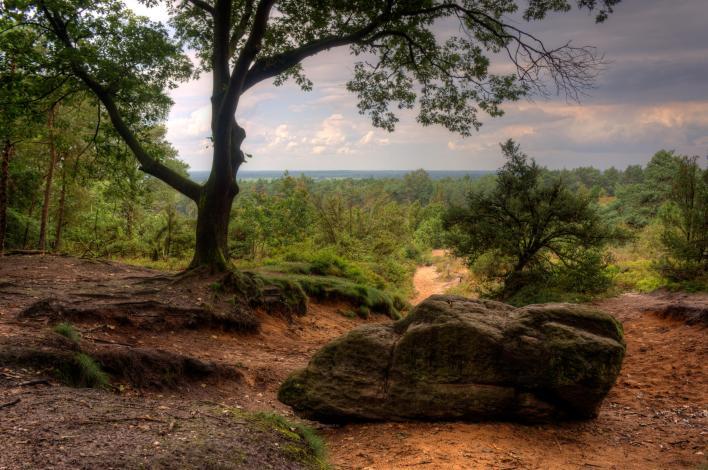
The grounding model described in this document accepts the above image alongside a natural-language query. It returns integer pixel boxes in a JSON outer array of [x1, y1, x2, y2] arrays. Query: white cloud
[[359, 131, 374, 145], [167, 104, 211, 140], [311, 114, 348, 147]]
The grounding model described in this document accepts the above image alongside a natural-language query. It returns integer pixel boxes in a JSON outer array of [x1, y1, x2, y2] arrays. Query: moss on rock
[[279, 295, 626, 423]]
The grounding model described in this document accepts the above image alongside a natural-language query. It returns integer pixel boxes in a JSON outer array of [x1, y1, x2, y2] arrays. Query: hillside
[[1, 254, 706, 469]]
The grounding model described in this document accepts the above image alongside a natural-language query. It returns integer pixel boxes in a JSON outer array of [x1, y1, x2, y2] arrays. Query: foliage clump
[[53, 322, 81, 343], [444, 140, 619, 304]]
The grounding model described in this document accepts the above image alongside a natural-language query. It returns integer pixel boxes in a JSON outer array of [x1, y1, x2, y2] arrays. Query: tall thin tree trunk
[[165, 205, 174, 258], [124, 202, 134, 238], [53, 160, 67, 251], [0, 139, 13, 254], [23, 196, 37, 249], [38, 103, 58, 252]]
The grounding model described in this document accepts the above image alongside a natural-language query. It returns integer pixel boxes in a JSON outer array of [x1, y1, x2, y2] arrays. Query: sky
[[125, 0, 708, 171]]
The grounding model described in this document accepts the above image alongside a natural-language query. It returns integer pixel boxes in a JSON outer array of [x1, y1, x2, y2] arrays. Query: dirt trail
[[411, 249, 461, 304], [1, 255, 707, 469], [323, 293, 708, 470]]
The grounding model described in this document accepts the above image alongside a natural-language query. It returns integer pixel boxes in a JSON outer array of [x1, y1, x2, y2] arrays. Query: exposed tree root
[[19, 297, 260, 332], [651, 303, 708, 326], [0, 334, 240, 389]]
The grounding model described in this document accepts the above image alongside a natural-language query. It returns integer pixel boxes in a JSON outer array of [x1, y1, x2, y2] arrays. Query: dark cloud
[[517, 0, 708, 105]]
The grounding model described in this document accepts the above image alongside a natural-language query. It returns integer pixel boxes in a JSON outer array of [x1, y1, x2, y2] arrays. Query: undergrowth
[[266, 273, 406, 319], [53, 322, 81, 343], [58, 352, 110, 389]]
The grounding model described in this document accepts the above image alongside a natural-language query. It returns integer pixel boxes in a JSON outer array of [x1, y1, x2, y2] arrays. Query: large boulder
[[279, 295, 625, 423]]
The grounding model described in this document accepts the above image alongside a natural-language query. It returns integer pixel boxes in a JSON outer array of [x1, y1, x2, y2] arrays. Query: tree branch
[[184, 0, 214, 15], [39, 2, 201, 201], [218, 0, 275, 125], [229, 0, 254, 56], [242, 17, 386, 93]]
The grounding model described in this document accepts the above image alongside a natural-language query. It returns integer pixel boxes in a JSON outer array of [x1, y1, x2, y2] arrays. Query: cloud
[[311, 114, 348, 147], [167, 104, 211, 140], [130, 0, 708, 171], [359, 131, 374, 145]]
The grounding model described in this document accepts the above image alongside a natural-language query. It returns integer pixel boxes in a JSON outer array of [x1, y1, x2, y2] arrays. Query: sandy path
[[324, 293, 708, 469], [411, 249, 460, 305]]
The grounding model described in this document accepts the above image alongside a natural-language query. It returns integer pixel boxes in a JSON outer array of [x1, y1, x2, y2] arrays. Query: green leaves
[[443, 140, 617, 298], [7, 0, 192, 126]]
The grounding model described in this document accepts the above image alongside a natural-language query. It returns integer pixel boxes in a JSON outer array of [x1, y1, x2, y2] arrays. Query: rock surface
[[278, 295, 625, 423]]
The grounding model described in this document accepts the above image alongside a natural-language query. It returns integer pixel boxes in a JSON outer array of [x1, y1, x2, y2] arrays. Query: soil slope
[[1, 254, 706, 469]]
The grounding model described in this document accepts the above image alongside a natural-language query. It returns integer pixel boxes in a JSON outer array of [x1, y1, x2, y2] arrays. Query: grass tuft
[[58, 352, 110, 389], [53, 322, 81, 343], [288, 274, 405, 319], [225, 408, 329, 469]]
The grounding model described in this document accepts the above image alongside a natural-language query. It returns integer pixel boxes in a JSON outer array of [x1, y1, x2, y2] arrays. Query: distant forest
[[5, 126, 706, 304]]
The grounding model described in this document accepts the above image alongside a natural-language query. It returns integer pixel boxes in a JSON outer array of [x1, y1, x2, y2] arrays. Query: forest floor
[[0, 254, 706, 469]]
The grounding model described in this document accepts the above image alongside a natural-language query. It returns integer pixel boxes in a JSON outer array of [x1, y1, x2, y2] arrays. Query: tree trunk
[[38, 103, 58, 252], [190, 185, 235, 270], [53, 160, 67, 251], [22, 196, 37, 249], [0, 139, 13, 254], [165, 205, 174, 257], [124, 202, 134, 238]]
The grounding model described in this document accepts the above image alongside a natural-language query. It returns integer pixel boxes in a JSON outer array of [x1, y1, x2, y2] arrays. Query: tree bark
[[0, 139, 13, 254], [190, 182, 236, 271], [165, 205, 174, 257], [38, 103, 59, 252]]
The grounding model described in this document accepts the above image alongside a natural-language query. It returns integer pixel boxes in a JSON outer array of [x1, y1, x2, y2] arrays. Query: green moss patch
[[227, 408, 329, 469]]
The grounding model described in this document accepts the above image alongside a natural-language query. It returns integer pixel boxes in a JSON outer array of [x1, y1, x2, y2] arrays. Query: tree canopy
[[2, 0, 620, 268]]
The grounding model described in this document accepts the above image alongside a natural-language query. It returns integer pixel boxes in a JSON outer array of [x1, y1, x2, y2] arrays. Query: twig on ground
[[18, 378, 51, 387], [0, 398, 21, 409]]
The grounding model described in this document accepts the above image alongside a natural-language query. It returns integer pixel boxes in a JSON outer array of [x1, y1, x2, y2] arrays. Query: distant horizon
[[188, 169, 495, 182], [186, 159, 656, 175]]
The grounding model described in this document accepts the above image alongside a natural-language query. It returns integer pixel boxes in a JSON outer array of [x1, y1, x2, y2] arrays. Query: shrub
[[444, 140, 618, 301]]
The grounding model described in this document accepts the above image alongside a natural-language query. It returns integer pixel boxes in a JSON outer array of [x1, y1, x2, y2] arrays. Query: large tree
[[4, 0, 619, 269]]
